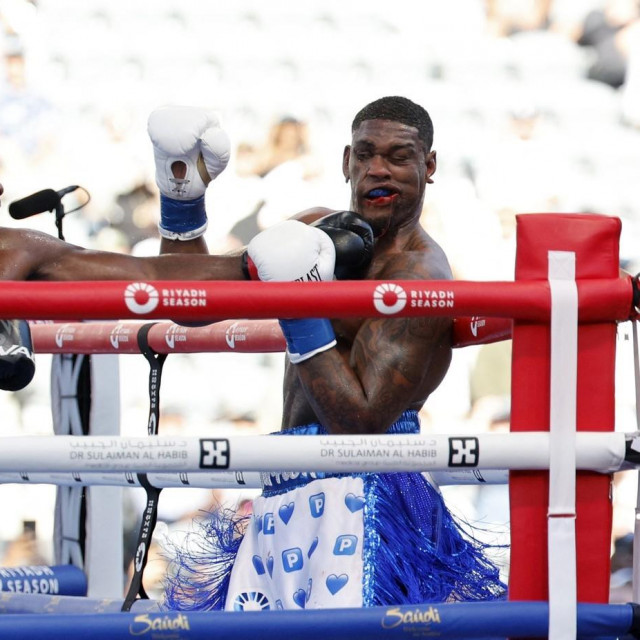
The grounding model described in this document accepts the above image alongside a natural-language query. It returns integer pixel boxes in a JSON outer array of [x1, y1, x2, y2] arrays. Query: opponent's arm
[[289, 251, 453, 434], [0, 226, 246, 281], [0, 209, 364, 282]]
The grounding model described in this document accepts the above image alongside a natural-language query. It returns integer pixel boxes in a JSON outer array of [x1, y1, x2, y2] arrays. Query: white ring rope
[[0, 432, 627, 474], [0, 468, 509, 488]]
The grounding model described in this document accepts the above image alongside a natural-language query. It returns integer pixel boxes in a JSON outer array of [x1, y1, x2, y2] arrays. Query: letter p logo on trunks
[[282, 548, 303, 572], [309, 492, 325, 518], [333, 535, 358, 556]]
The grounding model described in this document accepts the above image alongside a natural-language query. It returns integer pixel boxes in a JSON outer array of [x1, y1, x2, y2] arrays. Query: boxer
[[148, 101, 506, 611]]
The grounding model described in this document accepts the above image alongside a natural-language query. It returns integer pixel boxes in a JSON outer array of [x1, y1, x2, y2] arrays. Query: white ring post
[[50, 352, 123, 598], [84, 354, 123, 599], [632, 319, 640, 604], [547, 251, 578, 640], [51, 354, 86, 570]]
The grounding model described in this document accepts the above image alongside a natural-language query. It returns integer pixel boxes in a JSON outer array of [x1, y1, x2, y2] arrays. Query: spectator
[[576, 0, 640, 88], [227, 115, 323, 245]]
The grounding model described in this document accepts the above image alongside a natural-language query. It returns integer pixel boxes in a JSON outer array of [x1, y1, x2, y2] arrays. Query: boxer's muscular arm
[[0, 227, 245, 281], [290, 250, 453, 435]]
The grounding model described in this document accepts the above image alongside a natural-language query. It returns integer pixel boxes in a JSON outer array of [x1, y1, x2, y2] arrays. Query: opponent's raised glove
[[148, 105, 230, 241], [311, 211, 374, 280], [0, 320, 36, 391], [242, 220, 337, 363]]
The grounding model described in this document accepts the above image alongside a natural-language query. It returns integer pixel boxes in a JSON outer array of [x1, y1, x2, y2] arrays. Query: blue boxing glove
[[0, 319, 36, 391], [278, 318, 336, 364], [147, 106, 230, 240]]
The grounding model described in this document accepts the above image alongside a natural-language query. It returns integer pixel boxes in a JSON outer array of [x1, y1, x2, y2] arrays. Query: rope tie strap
[[121, 324, 166, 612]]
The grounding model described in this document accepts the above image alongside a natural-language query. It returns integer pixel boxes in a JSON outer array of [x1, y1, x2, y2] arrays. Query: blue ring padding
[[0, 602, 633, 640], [0, 592, 160, 614], [0, 565, 87, 597]]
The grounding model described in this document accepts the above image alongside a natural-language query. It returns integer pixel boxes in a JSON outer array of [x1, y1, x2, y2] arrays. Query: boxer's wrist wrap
[[278, 318, 336, 364], [158, 194, 207, 241]]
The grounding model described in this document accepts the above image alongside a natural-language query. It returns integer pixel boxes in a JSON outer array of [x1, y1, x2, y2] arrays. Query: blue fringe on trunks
[[163, 411, 507, 610]]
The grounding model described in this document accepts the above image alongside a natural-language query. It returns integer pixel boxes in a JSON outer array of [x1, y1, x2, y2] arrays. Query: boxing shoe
[[147, 105, 231, 240]]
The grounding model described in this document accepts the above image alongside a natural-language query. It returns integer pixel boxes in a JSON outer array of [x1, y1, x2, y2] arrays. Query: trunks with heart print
[[163, 411, 506, 612]]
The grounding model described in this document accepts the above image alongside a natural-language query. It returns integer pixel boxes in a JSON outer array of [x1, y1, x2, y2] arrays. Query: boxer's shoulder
[[373, 230, 452, 281], [290, 207, 338, 225]]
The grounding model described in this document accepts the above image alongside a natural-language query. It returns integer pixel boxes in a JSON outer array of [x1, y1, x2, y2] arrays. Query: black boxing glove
[[0, 319, 36, 391], [311, 211, 374, 280]]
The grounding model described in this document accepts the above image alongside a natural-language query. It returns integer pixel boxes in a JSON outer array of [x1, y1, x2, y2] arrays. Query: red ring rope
[[30, 320, 285, 354], [29, 316, 512, 354], [0, 277, 633, 321]]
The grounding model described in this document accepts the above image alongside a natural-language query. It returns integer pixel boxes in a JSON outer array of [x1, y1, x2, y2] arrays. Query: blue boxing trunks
[[164, 411, 506, 611]]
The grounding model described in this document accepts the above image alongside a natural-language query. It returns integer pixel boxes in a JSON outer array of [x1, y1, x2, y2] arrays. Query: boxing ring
[[1, 213, 640, 638]]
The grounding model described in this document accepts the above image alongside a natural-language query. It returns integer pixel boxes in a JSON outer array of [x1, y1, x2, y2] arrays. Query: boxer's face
[[343, 119, 435, 237]]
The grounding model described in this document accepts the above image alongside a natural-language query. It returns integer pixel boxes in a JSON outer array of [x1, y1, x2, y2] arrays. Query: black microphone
[[8, 186, 79, 220]]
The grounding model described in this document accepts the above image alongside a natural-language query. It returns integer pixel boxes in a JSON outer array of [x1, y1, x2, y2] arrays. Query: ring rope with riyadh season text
[[27, 317, 511, 355], [0, 278, 634, 322]]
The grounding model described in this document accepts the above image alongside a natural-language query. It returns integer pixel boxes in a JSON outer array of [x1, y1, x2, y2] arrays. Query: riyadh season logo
[[54, 323, 75, 349], [109, 323, 132, 349], [165, 324, 187, 350], [124, 282, 159, 315], [469, 316, 486, 337], [373, 283, 407, 315], [225, 322, 249, 349]]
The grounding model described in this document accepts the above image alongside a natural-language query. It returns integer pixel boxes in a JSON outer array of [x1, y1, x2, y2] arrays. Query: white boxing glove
[[244, 221, 338, 363], [148, 105, 231, 240], [244, 220, 336, 282]]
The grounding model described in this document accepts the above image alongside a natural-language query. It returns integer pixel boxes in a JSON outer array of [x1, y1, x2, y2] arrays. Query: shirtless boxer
[[144, 98, 506, 610], [0, 97, 505, 609]]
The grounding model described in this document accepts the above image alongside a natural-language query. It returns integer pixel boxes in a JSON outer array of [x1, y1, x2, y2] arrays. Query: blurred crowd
[[0, 0, 639, 601]]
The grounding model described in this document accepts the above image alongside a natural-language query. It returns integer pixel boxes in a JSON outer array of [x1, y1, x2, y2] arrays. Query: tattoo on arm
[[291, 248, 453, 434]]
